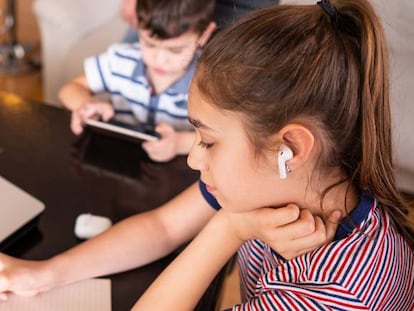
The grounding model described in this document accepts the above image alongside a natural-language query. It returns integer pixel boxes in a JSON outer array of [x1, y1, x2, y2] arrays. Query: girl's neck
[[299, 172, 360, 219]]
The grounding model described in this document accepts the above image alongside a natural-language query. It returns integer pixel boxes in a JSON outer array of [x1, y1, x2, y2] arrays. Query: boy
[[119, 0, 280, 43], [59, 0, 216, 162]]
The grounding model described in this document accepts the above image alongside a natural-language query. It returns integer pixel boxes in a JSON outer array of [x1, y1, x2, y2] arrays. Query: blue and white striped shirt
[[84, 43, 196, 131]]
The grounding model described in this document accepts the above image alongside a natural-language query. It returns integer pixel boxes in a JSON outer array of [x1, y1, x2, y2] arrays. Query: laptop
[[0, 176, 45, 251]]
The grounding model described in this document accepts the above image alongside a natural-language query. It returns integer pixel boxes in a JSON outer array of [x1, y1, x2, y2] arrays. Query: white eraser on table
[[74, 213, 112, 239]]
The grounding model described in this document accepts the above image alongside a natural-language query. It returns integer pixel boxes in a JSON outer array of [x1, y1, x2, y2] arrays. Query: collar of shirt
[[334, 192, 375, 240]]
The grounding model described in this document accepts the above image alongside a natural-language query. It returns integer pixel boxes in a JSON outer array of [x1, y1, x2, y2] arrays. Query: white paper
[[0, 278, 111, 311]]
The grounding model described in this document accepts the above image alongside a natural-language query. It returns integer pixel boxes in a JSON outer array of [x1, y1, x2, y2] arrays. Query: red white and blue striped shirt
[[198, 182, 414, 310], [234, 194, 414, 310]]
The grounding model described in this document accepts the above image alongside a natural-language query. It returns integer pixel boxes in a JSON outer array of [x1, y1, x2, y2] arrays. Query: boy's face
[[139, 29, 200, 78]]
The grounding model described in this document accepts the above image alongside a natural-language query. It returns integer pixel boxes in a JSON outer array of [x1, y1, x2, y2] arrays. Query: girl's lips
[[205, 184, 216, 193]]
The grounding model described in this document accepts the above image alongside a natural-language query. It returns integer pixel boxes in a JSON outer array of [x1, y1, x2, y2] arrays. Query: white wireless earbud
[[278, 144, 293, 179]]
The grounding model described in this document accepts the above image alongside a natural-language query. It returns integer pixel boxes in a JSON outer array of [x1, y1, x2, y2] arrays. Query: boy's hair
[[137, 0, 215, 39], [196, 0, 414, 248]]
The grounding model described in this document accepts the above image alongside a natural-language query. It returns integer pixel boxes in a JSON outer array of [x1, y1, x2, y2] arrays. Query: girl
[[135, 0, 414, 309]]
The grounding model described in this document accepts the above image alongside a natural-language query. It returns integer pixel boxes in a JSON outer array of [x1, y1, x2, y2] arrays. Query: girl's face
[[187, 84, 287, 212]]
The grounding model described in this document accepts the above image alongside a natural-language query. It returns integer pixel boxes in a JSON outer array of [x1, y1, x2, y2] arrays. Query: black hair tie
[[317, 0, 337, 24]]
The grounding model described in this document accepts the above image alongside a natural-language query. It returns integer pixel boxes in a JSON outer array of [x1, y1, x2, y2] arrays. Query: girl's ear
[[277, 124, 315, 173], [197, 22, 217, 47]]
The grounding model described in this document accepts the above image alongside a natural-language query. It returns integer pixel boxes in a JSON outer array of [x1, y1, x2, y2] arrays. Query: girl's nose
[[187, 142, 208, 172]]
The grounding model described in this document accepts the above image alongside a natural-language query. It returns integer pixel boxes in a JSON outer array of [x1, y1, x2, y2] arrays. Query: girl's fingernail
[[331, 211, 342, 221], [0, 292, 8, 301], [0, 276, 9, 290]]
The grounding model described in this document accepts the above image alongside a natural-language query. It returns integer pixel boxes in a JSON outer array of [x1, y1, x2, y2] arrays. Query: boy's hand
[[71, 102, 114, 135], [120, 0, 138, 29], [223, 205, 342, 260], [142, 123, 178, 162], [0, 253, 52, 301]]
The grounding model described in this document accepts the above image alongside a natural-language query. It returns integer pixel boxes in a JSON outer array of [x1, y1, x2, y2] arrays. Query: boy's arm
[[120, 0, 138, 29], [59, 74, 114, 135], [58, 75, 96, 111]]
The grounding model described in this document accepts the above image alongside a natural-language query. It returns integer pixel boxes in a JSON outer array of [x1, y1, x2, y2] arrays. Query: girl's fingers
[[260, 208, 343, 260], [293, 216, 327, 252], [0, 255, 10, 293], [0, 292, 9, 301], [273, 208, 316, 240], [276, 209, 341, 242], [277, 216, 326, 260], [258, 204, 300, 228], [325, 210, 342, 240], [0, 276, 10, 293], [281, 213, 342, 259]]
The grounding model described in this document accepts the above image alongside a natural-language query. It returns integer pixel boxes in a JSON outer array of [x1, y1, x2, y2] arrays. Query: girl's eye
[[198, 140, 214, 149]]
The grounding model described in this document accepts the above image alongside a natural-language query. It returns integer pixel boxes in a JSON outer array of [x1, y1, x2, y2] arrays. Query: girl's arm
[[224, 205, 342, 260], [133, 209, 240, 310], [0, 183, 215, 299], [133, 206, 341, 310]]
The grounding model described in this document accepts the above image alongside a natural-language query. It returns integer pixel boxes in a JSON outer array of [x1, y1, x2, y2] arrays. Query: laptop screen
[[0, 176, 45, 250]]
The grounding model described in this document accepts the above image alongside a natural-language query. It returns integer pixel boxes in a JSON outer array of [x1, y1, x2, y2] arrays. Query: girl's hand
[[224, 205, 342, 260], [70, 102, 114, 135], [0, 253, 52, 301], [142, 123, 178, 162]]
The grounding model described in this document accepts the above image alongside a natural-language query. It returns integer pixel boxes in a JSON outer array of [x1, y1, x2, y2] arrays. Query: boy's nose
[[153, 49, 168, 66]]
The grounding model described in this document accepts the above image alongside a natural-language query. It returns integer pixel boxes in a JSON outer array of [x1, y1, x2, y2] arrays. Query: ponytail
[[337, 0, 414, 248]]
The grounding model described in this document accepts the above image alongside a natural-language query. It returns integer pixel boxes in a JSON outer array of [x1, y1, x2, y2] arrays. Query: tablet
[[85, 119, 161, 142], [72, 130, 148, 181]]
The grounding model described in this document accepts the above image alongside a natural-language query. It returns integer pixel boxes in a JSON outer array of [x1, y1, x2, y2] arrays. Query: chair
[[32, 0, 128, 105]]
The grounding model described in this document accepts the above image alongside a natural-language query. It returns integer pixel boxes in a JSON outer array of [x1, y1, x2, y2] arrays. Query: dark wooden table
[[0, 97, 225, 310]]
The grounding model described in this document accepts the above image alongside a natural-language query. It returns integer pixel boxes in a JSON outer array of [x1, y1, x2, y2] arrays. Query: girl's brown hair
[[196, 0, 414, 248]]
